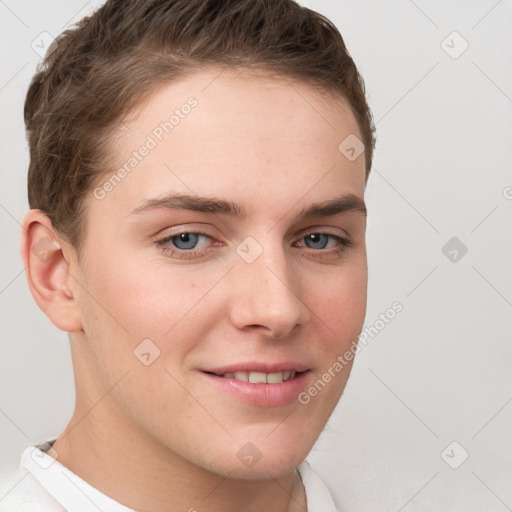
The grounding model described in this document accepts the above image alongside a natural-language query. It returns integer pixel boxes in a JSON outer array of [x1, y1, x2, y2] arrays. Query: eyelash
[[154, 229, 354, 260]]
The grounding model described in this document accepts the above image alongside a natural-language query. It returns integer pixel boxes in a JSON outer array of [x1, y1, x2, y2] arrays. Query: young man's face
[[69, 68, 367, 478]]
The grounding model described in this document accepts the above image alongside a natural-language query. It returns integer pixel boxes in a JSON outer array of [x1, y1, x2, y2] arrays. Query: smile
[[210, 371, 297, 383], [200, 364, 311, 407]]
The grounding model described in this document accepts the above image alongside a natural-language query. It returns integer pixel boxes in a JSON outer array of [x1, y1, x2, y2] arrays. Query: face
[[72, 68, 367, 479]]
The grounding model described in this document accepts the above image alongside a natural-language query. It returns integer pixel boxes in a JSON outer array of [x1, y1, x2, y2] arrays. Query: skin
[[21, 67, 368, 512]]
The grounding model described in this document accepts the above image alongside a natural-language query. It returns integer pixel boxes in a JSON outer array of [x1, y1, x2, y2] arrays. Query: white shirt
[[0, 440, 339, 512]]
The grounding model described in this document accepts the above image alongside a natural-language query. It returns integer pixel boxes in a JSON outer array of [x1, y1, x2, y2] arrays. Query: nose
[[228, 241, 311, 340]]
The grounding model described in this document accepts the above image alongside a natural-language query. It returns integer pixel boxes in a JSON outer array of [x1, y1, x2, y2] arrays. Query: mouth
[[203, 370, 300, 383], [199, 363, 311, 407]]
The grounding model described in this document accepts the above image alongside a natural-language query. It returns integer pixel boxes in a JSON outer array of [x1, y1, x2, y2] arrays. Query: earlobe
[[21, 209, 83, 333]]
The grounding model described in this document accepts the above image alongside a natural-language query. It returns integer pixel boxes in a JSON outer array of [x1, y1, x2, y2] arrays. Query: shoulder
[[0, 465, 65, 512], [297, 460, 340, 512]]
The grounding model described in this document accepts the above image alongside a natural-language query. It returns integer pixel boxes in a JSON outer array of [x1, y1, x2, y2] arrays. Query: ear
[[21, 209, 83, 333]]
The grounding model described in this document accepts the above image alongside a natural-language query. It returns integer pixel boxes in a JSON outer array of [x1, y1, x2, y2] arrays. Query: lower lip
[[200, 371, 311, 407]]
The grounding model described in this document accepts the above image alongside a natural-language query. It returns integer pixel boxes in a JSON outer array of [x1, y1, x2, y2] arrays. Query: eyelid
[[154, 230, 216, 249], [155, 224, 350, 243], [294, 233, 353, 251], [153, 224, 353, 260], [297, 225, 352, 242], [154, 223, 218, 240]]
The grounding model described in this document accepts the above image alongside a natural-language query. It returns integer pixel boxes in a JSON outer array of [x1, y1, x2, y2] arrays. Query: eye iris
[[172, 233, 199, 250], [305, 233, 329, 249]]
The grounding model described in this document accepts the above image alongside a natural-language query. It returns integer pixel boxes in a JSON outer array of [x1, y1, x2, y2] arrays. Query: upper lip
[[200, 361, 310, 374]]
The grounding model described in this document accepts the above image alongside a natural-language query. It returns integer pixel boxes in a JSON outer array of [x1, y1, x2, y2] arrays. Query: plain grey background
[[1, 1, 511, 511]]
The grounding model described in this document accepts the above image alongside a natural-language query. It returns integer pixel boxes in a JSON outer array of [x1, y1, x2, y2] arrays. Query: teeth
[[222, 371, 297, 383], [266, 372, 284, 384], [248, 371, 267, 383]]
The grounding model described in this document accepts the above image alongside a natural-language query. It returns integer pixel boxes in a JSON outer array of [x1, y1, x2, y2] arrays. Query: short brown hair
[[24, 0, 376, 256]]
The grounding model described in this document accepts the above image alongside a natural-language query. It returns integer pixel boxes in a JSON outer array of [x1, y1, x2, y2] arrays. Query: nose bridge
[[229, 234, 309, 338]]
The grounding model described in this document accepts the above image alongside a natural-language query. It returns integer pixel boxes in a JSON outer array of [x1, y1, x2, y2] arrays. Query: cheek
[[306, 263, 367, 348], [299, 272, 366, 426], [84, 257, 211, 337], [78, 255, 228, 386]]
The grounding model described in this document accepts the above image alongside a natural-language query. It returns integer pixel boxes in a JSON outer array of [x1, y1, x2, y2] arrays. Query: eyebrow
[[129, 192, 366, 220]]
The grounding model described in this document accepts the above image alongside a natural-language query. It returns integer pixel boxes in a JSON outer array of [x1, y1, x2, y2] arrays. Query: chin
[[203, 431, 316, 480], [216, 452, 307, 480]]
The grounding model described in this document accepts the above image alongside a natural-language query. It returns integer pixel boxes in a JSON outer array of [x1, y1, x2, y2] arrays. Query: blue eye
[[304, 233, 330, 250], [155, 232, 212, 257], [300, 233, 351, 251], [155, 229, 352, 261], [171, 233, 202, 250]]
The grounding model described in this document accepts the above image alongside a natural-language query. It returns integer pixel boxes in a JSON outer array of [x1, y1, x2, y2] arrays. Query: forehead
[[89, 68, 365, 220]]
